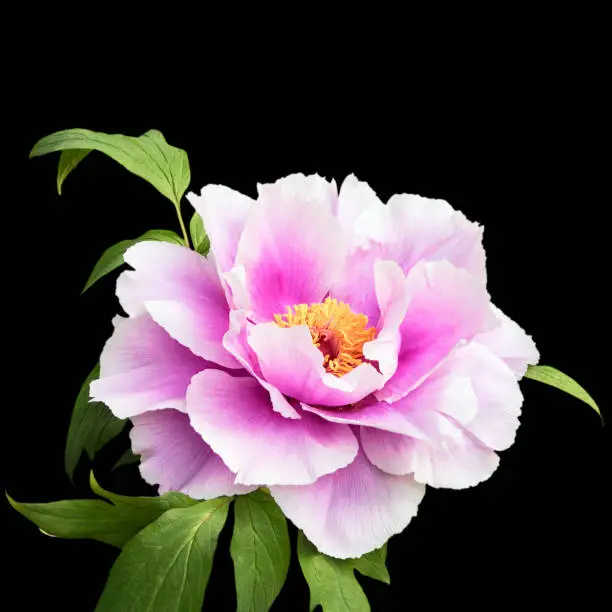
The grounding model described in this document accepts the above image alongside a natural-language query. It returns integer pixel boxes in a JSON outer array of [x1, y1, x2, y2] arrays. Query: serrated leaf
[[298, 532, 371, 612], [231, 490, 290, 612], [189, 212, 210, 255], [65, 364, 126, 482], [31, 128, 190, 207], [82, 229, 183, 293], [525, 365, 603, 422], [352, 544, 390, 584], [95, 498, 231, 612], [113, 448, 140, 470]]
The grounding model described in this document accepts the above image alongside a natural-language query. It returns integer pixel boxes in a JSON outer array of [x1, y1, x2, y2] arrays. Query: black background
[[4, 60, 610, 611]]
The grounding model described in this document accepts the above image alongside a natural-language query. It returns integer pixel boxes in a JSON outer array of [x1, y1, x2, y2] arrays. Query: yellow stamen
[[274, 297, 376, 377]]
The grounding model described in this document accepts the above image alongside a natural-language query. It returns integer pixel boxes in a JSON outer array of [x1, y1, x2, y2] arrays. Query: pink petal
[[247, 322, 385, 407], [361, 342, 521, 486], [362, 260, 411, 379], [329, 248, 382, 328], [475, 304, 539, 378], [335, 174, 385, 249], [377, 260, 491, 402], [330, 175, 388, 326], [118, 241, 239, 369], [130, 409, 256, 498], [458, 342, 524, 451], [222, 309, 301, 419], [186, 184, 254, 274], [90, 315, 207, 419], [361, 427, 499, 489], [385, 193, 486, 279], [234, 174, 347, 320], [186, 370, 358, 486], [270, 445, 425, 559], [302, 369, 477, 438]]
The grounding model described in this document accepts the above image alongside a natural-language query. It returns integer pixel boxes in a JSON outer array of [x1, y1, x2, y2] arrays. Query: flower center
[[273, 297, 377, 377]]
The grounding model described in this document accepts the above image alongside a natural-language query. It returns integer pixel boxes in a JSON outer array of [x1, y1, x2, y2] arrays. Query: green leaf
[[525, 365, 603, 423], [89, 472, 196, 512], [57, 149, 91, 194], [113, 448, 140, 470], [95, 498, 231, 612], [31, 128, 190, 208], [7, 493, 150, 548], [65, 364, 126, 482], [82, 228, 183, 293], [231, 490, 291, 612], [6, 475, 198, 549], [297, 532, 371, 612], [189, 212, 210, 255], [352, 544, 390, 584]]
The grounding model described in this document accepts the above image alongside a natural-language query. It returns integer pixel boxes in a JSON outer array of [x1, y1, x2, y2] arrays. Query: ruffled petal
[[475, 304, 539, 378], [118, 241, 239, 369], [247, 322, 384, 407], [234, 174, 347, 319], [361, 342, 521, 487], [335, 174, 386, 249], [459, 342, 524, 451], [90, 315, 207, 419], [362, 260, 411, 379], [329, 248, 382, 325], [222, 309, 301, 419], [270, 445, 425, 559], [302, 369, 477, 438], [379, 193, 486, 279], [186, 370, 358, 486], [361, 427, 499, 489], [377, 260, 491, 402], [186, 184, 254, 274], [130, 409, 256, 498]]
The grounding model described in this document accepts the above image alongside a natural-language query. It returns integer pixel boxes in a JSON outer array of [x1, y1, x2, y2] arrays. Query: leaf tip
[[88, 470, 98, 492], [5, 490, 17, 509]]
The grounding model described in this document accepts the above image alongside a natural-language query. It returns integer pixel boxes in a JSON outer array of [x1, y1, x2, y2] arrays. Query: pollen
[[274, 297, 377, 377]]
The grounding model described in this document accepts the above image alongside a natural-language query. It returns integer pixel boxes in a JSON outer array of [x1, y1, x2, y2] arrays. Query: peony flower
[[91, 174, 539, 559]]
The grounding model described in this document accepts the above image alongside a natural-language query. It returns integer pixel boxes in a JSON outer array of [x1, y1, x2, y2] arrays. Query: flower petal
[[475, 304, 539, 378], [382, 193, 486, 279], [459, 342, 524, 451], [361, 427, 500, 489], [361, 342, 520, 486], [186, 370, 358, 486], [90, 315, 207, 419], [302, 369, 477, 438], [130, 409, 256, 498], [335, 174, 385, 249], [270, 445, 425, 559], [362, 260, 411, 379], [118, 241, 239, 369], [222, 309, 301, 419], [377, 260, 491, 402], [248, 322, 385, 407], [329, 248, 382, 329], [234, 174, 347, 319], [186, 184, 254, 273]]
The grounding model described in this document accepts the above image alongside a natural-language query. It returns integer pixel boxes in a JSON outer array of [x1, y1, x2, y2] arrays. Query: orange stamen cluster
[[274, 297, 376, 377]]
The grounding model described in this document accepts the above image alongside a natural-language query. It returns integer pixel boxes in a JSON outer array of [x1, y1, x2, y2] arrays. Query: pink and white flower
[[91, 174, 539, 559]]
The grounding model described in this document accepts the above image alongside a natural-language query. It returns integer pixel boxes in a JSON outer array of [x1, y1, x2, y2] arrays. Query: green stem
[[175, 201, 191, 248]]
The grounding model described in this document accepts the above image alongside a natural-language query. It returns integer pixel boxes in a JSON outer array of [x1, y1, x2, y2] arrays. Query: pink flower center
[[273, 297, 377, 376]]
